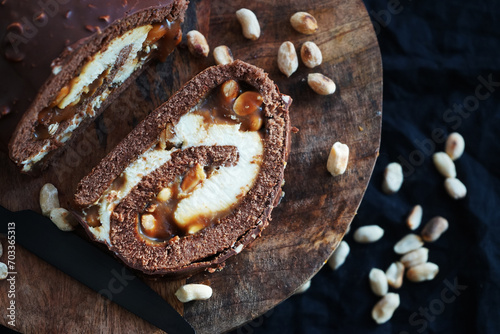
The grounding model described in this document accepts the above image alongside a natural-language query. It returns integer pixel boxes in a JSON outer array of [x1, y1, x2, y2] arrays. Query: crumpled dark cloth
[[231, 0, 500, 333]]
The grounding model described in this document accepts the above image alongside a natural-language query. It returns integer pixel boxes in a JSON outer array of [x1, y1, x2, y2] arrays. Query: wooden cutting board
[[0, 0, 382, 332]]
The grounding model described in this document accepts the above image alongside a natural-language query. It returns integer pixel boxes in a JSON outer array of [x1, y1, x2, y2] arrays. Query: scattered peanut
[[40, 183, 60, 217], [445, 132, 465, 161], [353, 225, 384, 243], [444, 178, 467, 199], [290, 12, 319, 35], [345, 224, 351, 235], [236, 8, 260, 40], [400, 248, 429, 268], [432, 152, 457, 178], [295, 280, 311, 294], [186, 30, 209, 57], [394, 234, 424, 255], [371, 293, 400, 324], [326, 142, 349, 176], [406, 262, 439, 282], [213, 45, 234, 65], [0, 262, 7, 280], [300, 41, 322, 68], [382, 162, 403, 194], [175, 284, 213, 303], [406, 205, 423, 230], [369, 268, 388, 297], [49, 208, 78, 231], [385, 262, 404, 289], [307, 73, 336, 95], [278, 41, 298, 77], [327, 240, 350, 270], [421, 216, 449, 242]]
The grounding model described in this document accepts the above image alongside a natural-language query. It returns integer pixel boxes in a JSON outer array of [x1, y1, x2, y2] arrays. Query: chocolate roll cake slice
[[74, 60, 291, 276], [1, 0, 188, 172]]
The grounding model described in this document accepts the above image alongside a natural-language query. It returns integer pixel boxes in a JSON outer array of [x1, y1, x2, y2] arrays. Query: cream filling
[[173, 116, 263, 228], [88, 113, 264, 245], [21, 25, 156, 172], [59, 25, 153, 109]]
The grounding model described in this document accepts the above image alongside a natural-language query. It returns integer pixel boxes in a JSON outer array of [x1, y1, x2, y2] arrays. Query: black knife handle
[[0, 206, 195, 334]]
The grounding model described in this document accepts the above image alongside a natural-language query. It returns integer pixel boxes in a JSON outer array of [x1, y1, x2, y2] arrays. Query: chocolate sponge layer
[[1, 0, 188, 171], [75, 60, 292, 276]]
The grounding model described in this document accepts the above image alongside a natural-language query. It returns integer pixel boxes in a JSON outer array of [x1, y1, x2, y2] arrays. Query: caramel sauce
[[193, 81, 264, 131], [139, 181, 183, 241], [85, 205, 102, 228], [145, 19, 182, 62], [80, 174, 127, 229], [33, 69, 110, 140], [139, 172, 234, 242], [109, 173, 127, 192]]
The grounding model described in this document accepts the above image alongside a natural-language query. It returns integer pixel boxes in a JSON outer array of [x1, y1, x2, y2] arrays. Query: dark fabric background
[[230, 0, 500, 333]]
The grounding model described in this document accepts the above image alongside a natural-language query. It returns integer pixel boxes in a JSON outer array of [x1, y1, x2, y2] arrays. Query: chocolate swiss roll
[[1, 0, 188, 172], [74, 60, 291, 276]]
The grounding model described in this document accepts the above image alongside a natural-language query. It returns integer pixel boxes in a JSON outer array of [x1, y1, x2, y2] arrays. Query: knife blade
[[0, 206, 195, 334]]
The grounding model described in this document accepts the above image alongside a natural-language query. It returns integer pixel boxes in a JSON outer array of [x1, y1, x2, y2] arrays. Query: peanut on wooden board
[[278, 41, 298, 77], [301, 41, 322, 68], [49, 208, 78, 232], [326, 142, 349, 176], [186, 30, 209, 57], [353, 225, 384, 243], [372, 293, 400, 324], [175, 284, 213, 303], [40, 183, 60, 217], [307, 73, 336, 95], [213, 45, 234, 65], [0, 262, 7, 280], [236, 8, 260, 40], [290, 12, 319, 34]]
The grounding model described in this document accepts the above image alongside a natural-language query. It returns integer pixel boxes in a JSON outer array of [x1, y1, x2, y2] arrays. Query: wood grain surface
[[0, 0, 382, 333]]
